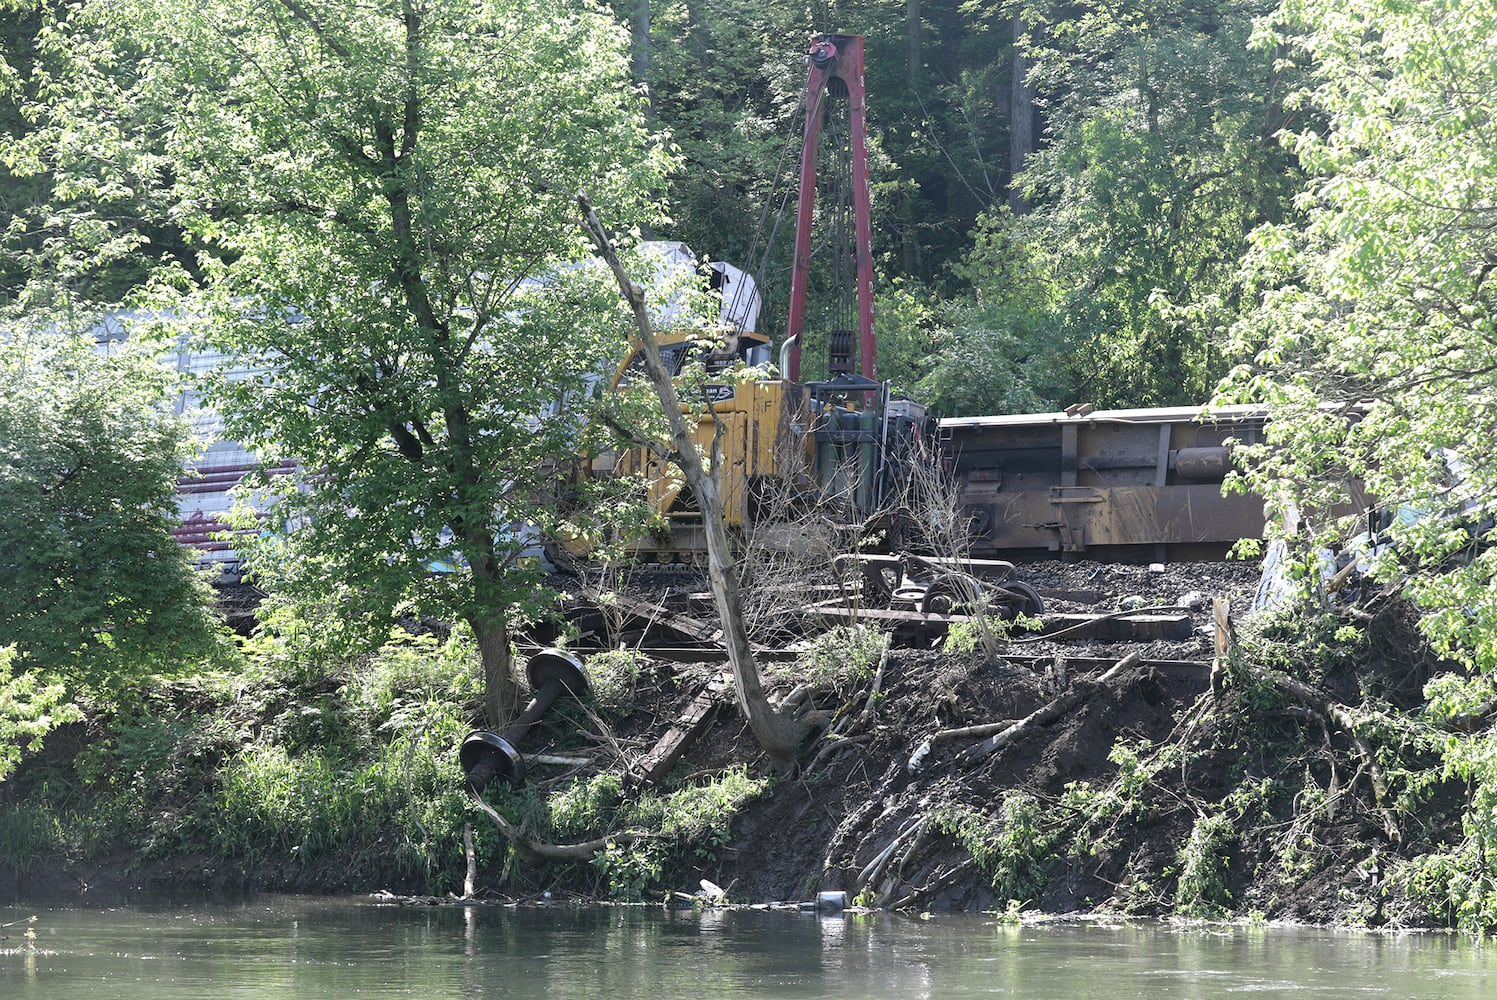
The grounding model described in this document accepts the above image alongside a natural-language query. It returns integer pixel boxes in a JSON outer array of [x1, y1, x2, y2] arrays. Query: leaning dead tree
[[578, 193, 821, 768]]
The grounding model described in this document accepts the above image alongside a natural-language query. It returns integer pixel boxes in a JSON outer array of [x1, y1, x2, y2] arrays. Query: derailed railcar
[[90, 316, 289, 581], [941, 405, 1269, 560]]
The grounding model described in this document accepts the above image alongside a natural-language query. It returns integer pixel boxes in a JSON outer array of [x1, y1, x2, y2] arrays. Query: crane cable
[[739, 81, 816, 335]]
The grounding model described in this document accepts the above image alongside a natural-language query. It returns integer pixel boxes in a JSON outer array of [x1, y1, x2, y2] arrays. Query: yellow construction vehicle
[[565, 34, 1267, 568], [566, 35, 928, 563]]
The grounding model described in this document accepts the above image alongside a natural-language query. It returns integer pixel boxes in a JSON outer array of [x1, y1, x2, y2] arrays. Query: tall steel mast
[[783, 34, 875, 385]]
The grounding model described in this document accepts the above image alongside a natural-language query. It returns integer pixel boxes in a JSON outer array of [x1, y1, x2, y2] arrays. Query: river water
[[1, 896, 1492, 999]]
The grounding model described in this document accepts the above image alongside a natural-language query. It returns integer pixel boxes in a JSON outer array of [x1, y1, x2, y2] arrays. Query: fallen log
[[524, 646, 800, 664], [1016, 610, 1193, 643], [627, 668, 733, 789], [907, 710, 1036, 771], [808, 606, 1193, 642], [577, 588, 723, 645], [990, 653, 1211, 678]]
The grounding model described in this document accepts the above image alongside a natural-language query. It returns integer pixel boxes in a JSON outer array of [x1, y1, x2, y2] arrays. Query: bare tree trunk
[[903, 0, 924, 274], [633, 0, 653, 121], [907, 0, 922, 90], [1008, 13, 1036, 215], [578, 194, 817, 768]]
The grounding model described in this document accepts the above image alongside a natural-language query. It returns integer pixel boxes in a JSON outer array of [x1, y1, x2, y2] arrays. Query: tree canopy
[[11, 0, 1497, 732], [0, 329, 222, 690], [1220, 0, 1497, 667], [7, 0, 672, 724], [1205, 0, 1497, 932]]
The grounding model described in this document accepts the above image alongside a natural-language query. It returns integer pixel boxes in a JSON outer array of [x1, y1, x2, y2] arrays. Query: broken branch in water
[[468, 789, 657, 865]]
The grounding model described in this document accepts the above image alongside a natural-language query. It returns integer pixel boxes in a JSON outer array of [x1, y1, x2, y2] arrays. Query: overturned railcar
[[941, 405, 1267, 561]]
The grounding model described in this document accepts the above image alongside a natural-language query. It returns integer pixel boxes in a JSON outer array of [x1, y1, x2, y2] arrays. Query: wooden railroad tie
[[627, 667, 735, 789]]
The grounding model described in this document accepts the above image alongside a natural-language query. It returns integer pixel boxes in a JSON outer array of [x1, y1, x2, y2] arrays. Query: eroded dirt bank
[[520, 558, 1453, 924], [2, 558, 1459, 925]]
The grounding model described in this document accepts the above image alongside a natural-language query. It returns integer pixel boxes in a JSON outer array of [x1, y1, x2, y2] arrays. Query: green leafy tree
[[7, 0, 672, 726], [0, 2, 48, 304], [915, 223, 1071, 416], [1215, 0, 1497, 932], [1220, 0, 1497, 665], [961, 0, 1298, 409], [0, 644, 82, 782], [0, 329, 221, 692]]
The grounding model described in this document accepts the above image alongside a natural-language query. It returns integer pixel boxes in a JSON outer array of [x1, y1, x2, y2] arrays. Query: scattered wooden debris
[[807, 605, 1192, 643], [909, 652, 1147, 771], [574, 588, 724, 646]]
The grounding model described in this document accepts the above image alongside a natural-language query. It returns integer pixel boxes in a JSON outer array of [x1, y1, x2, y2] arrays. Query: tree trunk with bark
[[578, 194, 818, 769], [471, 615, 516, 728], [1008, 13, 1036, 215], [632, 0, 653, 121]]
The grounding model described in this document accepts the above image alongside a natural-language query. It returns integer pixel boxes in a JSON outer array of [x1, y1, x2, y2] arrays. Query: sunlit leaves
[[8, 0, 675, 702], [0, 328, 223, 690], [1219, 0, 1497, 673]]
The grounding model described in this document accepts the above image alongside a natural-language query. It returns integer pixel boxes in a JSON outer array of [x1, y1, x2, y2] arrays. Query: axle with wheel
[[460, 649, 589, 792]]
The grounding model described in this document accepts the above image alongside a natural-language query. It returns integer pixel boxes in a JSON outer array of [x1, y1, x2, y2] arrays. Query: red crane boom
[[784, 34, 875, 384]]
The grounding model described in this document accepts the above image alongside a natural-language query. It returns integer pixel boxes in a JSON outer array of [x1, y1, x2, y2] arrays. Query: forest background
[[5, 0, 1497, 932]]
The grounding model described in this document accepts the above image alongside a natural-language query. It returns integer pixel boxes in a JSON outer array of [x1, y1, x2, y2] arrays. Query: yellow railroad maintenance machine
[[570, 34, 1266, 567]]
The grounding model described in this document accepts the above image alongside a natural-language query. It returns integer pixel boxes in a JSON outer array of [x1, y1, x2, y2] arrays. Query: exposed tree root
[[947, 652, 1144, 769], [855, 815, 926, 896], [807, 733, 872, 774], [887, 858, 975, 910], [1258, 668, 1401, 843], [468, 790, 656, 865]]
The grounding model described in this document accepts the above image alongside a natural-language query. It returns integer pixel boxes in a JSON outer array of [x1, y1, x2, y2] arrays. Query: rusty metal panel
[[960, 482, 1264, 555], [959, 486, 1065, 551], [1072, 422, 1162, 487], [943, 405, 1273, 556], [1060, 486, 1158, 548], [1153, 484, 1265, 543]]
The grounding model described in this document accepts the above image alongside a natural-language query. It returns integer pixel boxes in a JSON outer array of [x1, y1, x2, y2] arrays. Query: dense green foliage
[[6, 0, 1497, 931], [0, 632, 765, 899], [5, 0, 673, 724], [0, 645, 79, 784], [1214, 0, 1497, 934], [939, 0, 1297, 411], [598, 1, 1305, 411], [0, 331, 221, 692]]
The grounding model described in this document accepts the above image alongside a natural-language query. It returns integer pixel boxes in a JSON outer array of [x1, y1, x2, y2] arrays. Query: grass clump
[[592, 767, 770, 901], [791, 624, 885, 697], [584, 649, 648, 712]]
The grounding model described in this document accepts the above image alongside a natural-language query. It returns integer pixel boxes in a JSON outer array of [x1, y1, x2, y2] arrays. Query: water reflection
[[0, 897, 1492, 999]]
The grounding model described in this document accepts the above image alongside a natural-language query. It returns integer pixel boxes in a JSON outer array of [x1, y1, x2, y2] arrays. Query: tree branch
[[469, 790, 653, 865]]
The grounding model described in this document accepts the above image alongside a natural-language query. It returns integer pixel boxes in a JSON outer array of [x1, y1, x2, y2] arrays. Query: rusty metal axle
[[460, 648, 589, 792]]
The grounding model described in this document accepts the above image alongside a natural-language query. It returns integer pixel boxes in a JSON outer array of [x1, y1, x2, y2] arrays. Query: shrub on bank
[[0, 628, 772, 900]]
